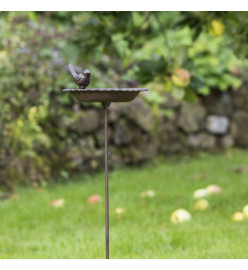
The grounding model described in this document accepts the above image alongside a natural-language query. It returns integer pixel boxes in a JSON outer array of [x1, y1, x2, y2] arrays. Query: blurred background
[[1, 11, 248, 258], [1, 11, 248, 190]]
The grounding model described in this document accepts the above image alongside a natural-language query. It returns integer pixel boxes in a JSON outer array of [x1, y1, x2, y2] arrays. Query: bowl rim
[[63, 88, 149, 92]]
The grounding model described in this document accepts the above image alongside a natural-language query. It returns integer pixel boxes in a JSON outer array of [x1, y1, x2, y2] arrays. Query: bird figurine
[[68, 63, 91, 89]]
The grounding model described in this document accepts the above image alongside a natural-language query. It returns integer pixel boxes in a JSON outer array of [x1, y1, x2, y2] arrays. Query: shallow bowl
[[63, 88, 148, 103]]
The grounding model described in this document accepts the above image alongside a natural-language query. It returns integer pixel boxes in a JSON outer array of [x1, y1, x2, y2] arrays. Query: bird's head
[[83, 69, 91, 76]]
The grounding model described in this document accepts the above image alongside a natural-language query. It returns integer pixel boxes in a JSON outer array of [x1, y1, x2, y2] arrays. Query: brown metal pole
[[104, 103, 109, 259]]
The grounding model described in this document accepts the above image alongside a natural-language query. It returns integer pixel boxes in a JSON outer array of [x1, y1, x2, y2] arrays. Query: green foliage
[[0, 11, 247, 189], [0, 12, 77, 188], [75, 11, 246, 101]]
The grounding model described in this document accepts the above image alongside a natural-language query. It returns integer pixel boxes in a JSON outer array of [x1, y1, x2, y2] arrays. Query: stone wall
[[64, 83, 248, 172]]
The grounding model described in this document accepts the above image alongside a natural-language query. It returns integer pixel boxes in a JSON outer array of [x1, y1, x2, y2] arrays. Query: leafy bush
[[0, 12, 75, 189]]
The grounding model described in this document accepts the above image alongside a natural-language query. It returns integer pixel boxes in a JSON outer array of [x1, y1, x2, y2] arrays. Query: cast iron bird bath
[[63, 64, 149, 259]]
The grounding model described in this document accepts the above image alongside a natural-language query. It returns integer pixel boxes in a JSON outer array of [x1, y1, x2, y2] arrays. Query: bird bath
[[63, 88, 147, 103], [63, 64, 148, 259]]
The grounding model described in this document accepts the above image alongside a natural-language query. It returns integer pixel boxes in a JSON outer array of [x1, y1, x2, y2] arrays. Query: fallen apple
[[115, 207, 125, 215], [170, 208, 191, 224], [193, 188, 209, 199], [206, 185, 222, 194], [88, 194, 101, 204], [242, 205, 248, 218], [140, 190, 155, 198], [194, 199, 209, 211], [50, 198, 65, 208], [232, 212, 244, 222]]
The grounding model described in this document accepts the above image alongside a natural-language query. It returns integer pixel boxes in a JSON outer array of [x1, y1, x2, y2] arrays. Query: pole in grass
[[63, 64, 148, 259]]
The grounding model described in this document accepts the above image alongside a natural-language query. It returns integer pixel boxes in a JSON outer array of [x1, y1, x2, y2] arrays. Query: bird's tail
[[68, 63, 78, 79]]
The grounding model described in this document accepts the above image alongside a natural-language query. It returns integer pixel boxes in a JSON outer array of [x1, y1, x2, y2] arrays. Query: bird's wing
[[68, 63, 78, 79]]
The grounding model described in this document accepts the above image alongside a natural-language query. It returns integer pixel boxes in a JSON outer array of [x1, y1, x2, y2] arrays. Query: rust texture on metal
[[103, 104, 109, 259], [63, 88, 148, 103]]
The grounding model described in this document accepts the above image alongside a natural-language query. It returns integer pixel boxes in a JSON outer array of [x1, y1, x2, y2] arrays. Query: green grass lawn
[[1, 149, 248, 259]]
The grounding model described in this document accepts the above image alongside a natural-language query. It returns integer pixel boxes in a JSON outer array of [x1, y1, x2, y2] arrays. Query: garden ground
[[1, 149, 248, 259]]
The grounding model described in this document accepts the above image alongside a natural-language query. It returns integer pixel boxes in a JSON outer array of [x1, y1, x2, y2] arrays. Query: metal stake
[[103, 102, 110, 259]]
